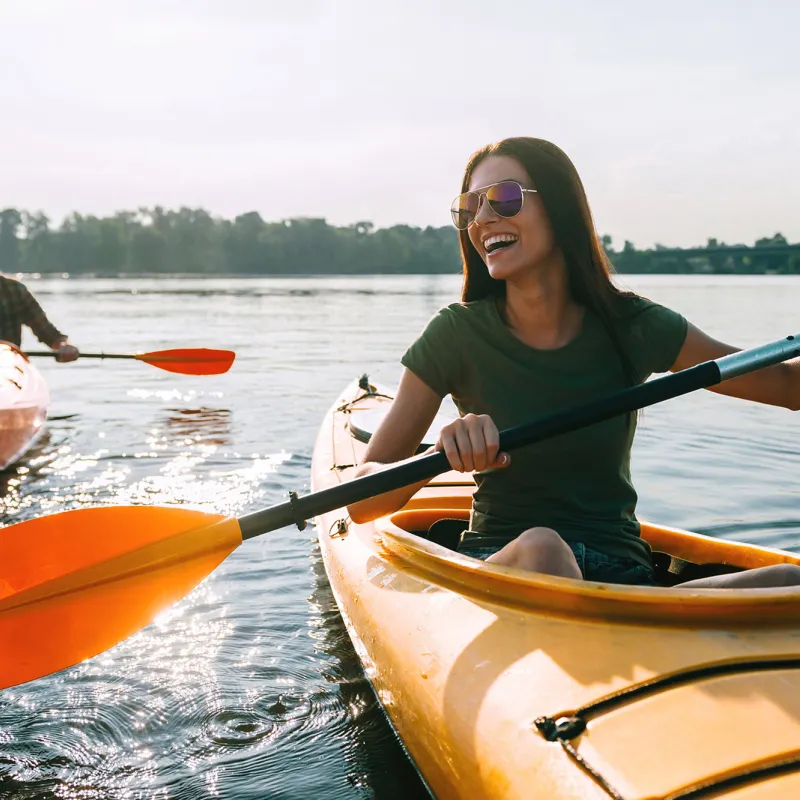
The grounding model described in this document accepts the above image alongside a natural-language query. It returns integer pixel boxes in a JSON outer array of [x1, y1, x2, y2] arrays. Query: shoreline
[[10, 271, 800, 280]]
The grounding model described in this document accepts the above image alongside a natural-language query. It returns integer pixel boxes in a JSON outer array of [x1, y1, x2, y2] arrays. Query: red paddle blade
[[0, 506, 242, 690], [136, 349, 236, 375]]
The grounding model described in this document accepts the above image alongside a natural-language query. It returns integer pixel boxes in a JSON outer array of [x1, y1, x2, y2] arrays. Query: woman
[[348, 137, 800, 589]]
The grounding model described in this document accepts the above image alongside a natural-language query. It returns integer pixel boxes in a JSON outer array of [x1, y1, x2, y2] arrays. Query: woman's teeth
[[484, 234, 519, 254]]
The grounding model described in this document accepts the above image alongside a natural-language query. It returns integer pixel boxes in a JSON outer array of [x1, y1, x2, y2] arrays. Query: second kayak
[[0, 342, 50, 470]]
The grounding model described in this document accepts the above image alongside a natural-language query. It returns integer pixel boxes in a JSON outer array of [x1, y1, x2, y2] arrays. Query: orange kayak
[[312, 378, 800, 800], [0, 342, 49, 470]]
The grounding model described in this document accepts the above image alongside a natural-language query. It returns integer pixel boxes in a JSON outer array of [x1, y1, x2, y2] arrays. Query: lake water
[[1, 274, 799, 799]]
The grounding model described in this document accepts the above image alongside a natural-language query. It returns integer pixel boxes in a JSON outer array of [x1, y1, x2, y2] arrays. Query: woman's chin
[[486, 257, 524, 282], [485, 248, 553, 283]]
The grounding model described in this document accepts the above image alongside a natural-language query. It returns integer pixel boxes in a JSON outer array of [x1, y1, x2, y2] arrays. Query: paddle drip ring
[[288, 491, 307, 531]]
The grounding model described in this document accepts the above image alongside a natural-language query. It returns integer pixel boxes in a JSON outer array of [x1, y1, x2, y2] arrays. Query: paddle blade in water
[[0, 506, 242, 690], [136, 348, 236, 375]]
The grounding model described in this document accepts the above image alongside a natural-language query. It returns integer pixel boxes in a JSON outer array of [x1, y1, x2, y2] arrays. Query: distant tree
[[57, 213, 97, 273], [0, 208, 22, 272], [351, 221, 374, 237], [755, 233, 788, 247], [130, 227, 168, 273], [21, 211, 52, 272]]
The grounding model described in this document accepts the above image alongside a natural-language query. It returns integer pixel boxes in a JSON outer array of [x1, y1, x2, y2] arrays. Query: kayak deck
[[0, 343, 49, 471], [312, 378, 800, 800]]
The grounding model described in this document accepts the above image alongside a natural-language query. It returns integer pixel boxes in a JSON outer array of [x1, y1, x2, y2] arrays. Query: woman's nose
[[473, 192, 498, 225]]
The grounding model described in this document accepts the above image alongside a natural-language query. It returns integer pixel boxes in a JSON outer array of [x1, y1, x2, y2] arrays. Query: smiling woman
[[348, 136, 800, 590]]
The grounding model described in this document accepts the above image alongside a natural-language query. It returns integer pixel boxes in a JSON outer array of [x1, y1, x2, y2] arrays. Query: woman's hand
[[437, 414, 510, 472]]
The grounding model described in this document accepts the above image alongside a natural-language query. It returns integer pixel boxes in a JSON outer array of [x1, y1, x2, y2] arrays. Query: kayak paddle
[[25, 348, 236, 375], [2, 333, 798, 690]]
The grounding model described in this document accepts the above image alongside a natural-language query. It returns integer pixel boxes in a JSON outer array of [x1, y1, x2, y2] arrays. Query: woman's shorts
[[458, 539, 656, 587]]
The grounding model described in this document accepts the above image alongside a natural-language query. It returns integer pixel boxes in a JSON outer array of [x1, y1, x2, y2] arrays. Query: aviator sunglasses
[[450, 180, 538, 230]]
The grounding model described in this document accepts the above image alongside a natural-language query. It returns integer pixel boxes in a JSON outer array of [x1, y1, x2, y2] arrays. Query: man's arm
[[19, 284, 79, 362]]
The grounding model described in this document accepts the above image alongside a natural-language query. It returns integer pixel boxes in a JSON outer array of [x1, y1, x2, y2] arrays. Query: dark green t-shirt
[[401, 295, 688, 568]]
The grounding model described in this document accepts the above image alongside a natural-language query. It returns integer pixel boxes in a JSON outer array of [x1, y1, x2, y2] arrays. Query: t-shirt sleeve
[[625, 301, 688, 379], [401, 307, 462, 397], [18, 282, 66, 348]]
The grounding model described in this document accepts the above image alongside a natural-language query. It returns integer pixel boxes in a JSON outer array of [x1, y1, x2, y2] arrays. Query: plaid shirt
[[0, 276, 66, 348]]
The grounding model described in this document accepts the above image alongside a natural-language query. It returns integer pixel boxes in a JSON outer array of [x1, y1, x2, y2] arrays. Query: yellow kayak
[[312, 378, 800, 800]]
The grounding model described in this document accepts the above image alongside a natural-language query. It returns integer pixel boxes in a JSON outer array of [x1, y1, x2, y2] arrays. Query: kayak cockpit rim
[[368, 509, 800, 627], [331, 377, 800, 626]]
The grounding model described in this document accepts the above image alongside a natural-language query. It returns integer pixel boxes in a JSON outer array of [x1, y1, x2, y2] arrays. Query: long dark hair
[[459, 137, 640, 389]]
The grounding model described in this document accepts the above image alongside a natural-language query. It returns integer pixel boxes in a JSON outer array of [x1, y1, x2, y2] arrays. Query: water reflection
[[0, 431, 64, 517], [49, 285, 440, 299], [306, 542, 432, 799], [0, 575, 236, 800], [156, 407, 233, 448]]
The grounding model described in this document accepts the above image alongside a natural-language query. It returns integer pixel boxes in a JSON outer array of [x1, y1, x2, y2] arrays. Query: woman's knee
[[485, 526, 582, 579], [503, 527, 581, 577], [514, 526, 569, 557]]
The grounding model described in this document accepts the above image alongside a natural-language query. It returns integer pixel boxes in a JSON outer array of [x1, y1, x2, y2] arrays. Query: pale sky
[[1, 0, 798, 248]]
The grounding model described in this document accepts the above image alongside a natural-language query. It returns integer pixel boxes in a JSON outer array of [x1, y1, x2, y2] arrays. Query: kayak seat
[[650, 551, 745, 586], [422, 519, 465, 551], [421, 520, 746, 586]]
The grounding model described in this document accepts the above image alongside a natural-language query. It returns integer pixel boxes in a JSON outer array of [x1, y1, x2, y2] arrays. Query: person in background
[[0, 274, 79, 361]]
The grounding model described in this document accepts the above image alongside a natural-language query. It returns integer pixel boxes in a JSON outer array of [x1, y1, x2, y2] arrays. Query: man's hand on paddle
[[55, 341, 80, 363]]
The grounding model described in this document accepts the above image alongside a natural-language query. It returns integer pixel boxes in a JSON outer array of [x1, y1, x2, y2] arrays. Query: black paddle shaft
[[238, 361, 720, 540], [239, 332, 800, 541], [26, 352, 136, 359]]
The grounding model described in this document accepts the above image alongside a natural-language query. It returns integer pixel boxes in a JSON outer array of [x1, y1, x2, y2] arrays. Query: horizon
[[2, 1, 798, 249]]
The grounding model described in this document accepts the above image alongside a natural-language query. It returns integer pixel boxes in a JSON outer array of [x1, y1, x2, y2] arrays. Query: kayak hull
[[312, 380, 800, 800], [0, 343, 49, 470]]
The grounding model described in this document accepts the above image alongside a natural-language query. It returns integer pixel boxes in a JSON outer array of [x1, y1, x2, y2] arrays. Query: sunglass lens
[[487, 181, 524, 218], [450, 192, 479, 229]]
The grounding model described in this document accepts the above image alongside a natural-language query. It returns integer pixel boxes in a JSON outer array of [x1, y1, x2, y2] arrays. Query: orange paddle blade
[[136, 348, 236, 375], [0, 506, 242, 690]]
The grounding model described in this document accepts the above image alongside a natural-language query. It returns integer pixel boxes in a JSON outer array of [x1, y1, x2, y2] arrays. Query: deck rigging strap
[[667, 751, 800, 800], [559, 738, 625, 800], [544, 741, 800, 800], [534, 657, 800, 799], [565, 656, 800, 723]]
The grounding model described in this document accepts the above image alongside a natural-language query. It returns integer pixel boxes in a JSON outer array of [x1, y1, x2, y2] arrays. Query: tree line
[[1, 207, 798, 276]]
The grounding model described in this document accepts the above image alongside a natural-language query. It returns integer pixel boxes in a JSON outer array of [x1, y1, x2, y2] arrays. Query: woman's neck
[[500, 256, 584, 350]]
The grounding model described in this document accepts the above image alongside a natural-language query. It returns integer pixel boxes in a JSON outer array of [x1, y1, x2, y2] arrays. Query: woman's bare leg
[[486, 527, 583, 579], [678, 563, 800, 589]]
